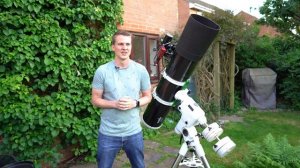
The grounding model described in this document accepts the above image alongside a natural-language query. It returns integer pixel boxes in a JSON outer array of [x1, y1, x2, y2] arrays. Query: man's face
[[112, 35, 132, 61]]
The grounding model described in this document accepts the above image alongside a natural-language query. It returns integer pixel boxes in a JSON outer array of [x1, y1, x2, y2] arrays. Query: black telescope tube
[[142, 14, 220, 129]]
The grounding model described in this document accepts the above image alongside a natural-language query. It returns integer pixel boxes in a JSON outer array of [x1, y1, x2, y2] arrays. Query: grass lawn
[[144, 110, 300, 168]]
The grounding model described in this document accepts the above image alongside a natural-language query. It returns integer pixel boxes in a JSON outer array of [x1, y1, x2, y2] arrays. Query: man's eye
[[117, 43, 130, 46]]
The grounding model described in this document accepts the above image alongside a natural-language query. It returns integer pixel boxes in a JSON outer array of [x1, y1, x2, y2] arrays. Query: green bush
[[236, 32, 279, 70], [234, 134, 300, 168], [235, 25, 273, 90], [0, 0, 123, 166], [235, 26, 300, 110], [271, 37, 300, 110]]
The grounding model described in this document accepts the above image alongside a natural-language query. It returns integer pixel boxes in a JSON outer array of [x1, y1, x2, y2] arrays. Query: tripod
[[171, 89, 236, 168], [172, 127, 210, 168]]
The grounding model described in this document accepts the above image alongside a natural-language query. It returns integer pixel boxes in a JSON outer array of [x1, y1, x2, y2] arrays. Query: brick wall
[[258, 25, 281, 37], [237, 11, 281, 37], [118, 0, 189, 35], [178, 0, 190, 32]]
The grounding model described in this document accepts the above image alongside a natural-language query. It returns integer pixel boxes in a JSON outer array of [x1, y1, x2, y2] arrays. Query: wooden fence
[[193, 41, 236, 119]]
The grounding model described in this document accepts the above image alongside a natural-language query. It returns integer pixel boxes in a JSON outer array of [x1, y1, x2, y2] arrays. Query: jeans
[[97, 131, 145, 168]]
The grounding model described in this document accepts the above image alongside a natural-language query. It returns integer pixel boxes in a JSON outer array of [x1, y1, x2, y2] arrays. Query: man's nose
[[122, 44, 128, 49]]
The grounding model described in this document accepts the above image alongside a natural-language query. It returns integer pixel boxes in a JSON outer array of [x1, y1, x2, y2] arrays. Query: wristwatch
[[136, 100, 140, 107]]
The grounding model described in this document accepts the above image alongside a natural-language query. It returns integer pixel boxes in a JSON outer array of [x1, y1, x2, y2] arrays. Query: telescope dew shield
[[142, 14, 220, 129]]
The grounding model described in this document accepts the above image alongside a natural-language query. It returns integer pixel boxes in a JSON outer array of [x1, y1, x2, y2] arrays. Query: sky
[[200, 0, 266, 18]]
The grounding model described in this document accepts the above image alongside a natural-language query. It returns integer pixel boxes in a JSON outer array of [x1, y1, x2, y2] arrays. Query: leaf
[[58, 57, 65, 63], [0, 65, 5, 72], [51, 130, 59, 137], [21, 125, 29, 132], [33, 35, 40, 42], [29, 61, 35, 68], [3, 29, 12, 36], [33, 5, 42, 13], [44, 57, 52, 65], [27, 5, 33, 12]]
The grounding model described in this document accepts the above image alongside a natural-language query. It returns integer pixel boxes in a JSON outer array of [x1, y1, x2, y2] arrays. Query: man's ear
[[111, 44, 115, 52]]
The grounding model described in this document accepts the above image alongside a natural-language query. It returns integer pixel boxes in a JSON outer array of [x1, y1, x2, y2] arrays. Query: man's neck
[[114, 59, 130, 69]]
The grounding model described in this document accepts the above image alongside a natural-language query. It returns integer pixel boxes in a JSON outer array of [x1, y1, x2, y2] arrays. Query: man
[[91, 30, 152, 168]]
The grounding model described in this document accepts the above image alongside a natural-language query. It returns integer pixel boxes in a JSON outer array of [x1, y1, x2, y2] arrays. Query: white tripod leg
[[171, 142, 188, 168], [191, 130, 210, 168], [194, 144, 210, 168]]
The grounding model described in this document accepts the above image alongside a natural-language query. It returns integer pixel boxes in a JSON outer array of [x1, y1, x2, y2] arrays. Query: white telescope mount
[[171, 89, 236, 168]]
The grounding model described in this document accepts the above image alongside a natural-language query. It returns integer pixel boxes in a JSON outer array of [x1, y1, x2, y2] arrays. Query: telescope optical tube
[[142, 14, 220, 129]]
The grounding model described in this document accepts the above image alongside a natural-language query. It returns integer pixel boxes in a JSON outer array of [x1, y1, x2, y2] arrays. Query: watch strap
[[136, 100, 140, 107]]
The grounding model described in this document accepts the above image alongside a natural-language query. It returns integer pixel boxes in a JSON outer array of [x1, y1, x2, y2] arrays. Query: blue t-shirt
[[92, 60, 151, 136]]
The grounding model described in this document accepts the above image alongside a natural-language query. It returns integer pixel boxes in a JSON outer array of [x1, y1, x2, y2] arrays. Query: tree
[[260, 0, 300, 110], [259, 0, 300, 37], [204, 8, 245, 42]]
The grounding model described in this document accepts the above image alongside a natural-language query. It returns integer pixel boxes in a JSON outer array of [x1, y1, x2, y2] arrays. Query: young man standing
[[91, 30, 152, 168]]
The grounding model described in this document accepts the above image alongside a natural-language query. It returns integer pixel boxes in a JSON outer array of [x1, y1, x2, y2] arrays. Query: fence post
[[213, 42, 220, 118], [228, 42, 236, 109]]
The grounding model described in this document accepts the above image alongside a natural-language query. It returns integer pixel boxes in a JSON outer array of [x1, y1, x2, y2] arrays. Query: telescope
[[142, 14, 220, 129], [142, 15, 236, 168]]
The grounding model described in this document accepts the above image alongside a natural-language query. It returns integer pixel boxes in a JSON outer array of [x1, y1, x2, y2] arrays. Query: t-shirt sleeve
[[140, 67, 151, 91], [92, 67, 104, 90]]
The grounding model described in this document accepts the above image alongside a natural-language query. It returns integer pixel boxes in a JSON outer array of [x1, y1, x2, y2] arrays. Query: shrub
[[236, 33, 278, 71], [234, 134, 300, 168], [0, 0, 123, 166], [271, 37, 300, 110], [235, 27, 300, 110]]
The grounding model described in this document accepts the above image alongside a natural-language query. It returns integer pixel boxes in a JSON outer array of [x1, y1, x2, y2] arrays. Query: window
[[131, 33, 160, 83], [132, 35, 146, 65]]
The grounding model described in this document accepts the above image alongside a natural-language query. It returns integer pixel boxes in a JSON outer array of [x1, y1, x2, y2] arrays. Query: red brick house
[[189, 0, 217, 15], [116, 0, 221, 84], [236, 11, 281, 37], [117, 1, 280, 84], [117, 0, 191, 83], [118, 0, 282, 87]]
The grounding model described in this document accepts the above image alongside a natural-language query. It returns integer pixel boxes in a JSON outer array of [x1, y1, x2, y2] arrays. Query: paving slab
[[66, 140, 183, 168]]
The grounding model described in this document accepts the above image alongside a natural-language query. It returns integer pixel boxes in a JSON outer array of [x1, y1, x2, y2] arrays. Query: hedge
[[0, 0, 123, 166]]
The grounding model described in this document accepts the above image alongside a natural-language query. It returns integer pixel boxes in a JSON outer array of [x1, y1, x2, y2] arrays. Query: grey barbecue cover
[[242, 68, 277, 109]]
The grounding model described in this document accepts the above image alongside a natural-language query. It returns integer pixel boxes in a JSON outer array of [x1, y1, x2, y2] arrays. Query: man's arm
[[138, 89, 152, 107], [91, 88, 118, 109], [91, 88, 152, 110]]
